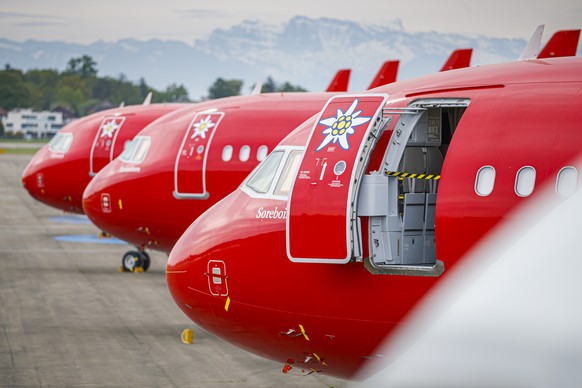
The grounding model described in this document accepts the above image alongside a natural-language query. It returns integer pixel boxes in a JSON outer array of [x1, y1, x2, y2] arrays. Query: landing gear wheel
[[121, 250, 141, 272], [139, 251, 151, 272], [121, 250, 151, 272]]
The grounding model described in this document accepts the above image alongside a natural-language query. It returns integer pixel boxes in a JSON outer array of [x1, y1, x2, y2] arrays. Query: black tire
[[121, 250, 141, 272], [138, 251, 151, 272]]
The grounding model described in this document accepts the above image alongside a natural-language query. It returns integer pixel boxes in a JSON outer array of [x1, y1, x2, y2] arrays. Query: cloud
[[175, 8, 230, 18], [0, 11, 66, 21], [16, 21, 69, 28]]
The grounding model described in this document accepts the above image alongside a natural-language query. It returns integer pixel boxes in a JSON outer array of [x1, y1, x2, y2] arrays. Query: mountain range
[[0, 16, 532, 100]]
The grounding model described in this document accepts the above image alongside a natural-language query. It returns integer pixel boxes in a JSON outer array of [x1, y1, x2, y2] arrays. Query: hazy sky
[[1, 0, 581, 44]]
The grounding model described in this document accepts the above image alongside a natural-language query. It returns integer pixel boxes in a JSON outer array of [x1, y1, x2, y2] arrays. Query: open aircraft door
[[173, 111, 224, 199], [89, 115, 126, 176], [287, 94, 389, 263]]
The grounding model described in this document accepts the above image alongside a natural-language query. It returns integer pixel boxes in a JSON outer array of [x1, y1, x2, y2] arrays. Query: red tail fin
[[440, 48, 472, 72], [367, 60, 399, 90], [538, 29, 581, 58], [325, 69, 351, 92]]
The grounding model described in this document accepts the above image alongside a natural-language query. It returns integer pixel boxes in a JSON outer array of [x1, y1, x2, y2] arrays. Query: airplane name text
[[256, 206, 287, 220]]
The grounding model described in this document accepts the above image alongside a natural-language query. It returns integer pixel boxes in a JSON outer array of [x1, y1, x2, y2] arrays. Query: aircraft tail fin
[[142, 92, 153, 106], [519, 25, 545, 60], [439, 48, 472, 72], [325, 69, 351, 92], [250, 81, 263, 95], [537, 29, 581, 58], [367, 60, 399, 90]]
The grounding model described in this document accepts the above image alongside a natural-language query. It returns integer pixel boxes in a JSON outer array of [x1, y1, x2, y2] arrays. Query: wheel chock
[[181, 328, 193, 344]]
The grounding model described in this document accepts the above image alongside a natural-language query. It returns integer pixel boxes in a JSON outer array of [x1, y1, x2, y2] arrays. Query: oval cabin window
[[256, 145, 268, 162], [515, 166, 536, 197], [222, 145, 233, 162], [239, 145, 250, 162], [556, 167, 578, 197], [475, 166, 496, 196]]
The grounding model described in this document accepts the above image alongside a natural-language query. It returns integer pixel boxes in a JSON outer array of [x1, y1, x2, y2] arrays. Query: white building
[[1, 108, 65, 139]]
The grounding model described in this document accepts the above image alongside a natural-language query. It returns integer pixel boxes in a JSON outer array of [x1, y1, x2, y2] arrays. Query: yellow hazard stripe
[[386, 171, 441, 181]]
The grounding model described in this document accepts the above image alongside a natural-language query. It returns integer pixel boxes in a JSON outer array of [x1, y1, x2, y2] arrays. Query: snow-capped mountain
[[0, 16, 530, 99]]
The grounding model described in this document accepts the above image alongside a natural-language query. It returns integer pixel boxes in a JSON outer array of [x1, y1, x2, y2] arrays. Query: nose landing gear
[[120, 249, 151, 272]]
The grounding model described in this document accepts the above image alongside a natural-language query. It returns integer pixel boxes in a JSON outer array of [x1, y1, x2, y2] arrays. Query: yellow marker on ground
[[181, 328, 193, 344]]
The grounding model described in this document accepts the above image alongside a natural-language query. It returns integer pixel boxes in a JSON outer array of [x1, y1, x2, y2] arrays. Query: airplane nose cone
[[21, 153, 45, 198], [166, 225, 214, 330], [21, 146, 86, 213], [166, 214, 226, 332], [82, 164, 121, 235]]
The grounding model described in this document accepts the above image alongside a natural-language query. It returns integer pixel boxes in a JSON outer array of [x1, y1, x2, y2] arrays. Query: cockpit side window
[[273, 150, 303, 197], [119, 136, 151, 164], [48, 132, 73, 153], [246, 150, 284, 194]]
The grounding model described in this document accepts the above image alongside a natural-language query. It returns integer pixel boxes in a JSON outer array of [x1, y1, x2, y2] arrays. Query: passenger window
[[222, 145, 233, 162], [246, 151, 284, 194], [556, 167, 578, 197], [256, 145, 268, 162], [119, 136, 151, 163], [48, 132, 73, 153], [475, 166, 496, 196], [274, 150, 303, 197], [239, 145, 250, 162], [515, 166, 536, 197]]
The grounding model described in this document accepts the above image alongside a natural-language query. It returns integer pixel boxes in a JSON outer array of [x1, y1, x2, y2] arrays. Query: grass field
[[0, 147, 40, 155], [0, 140, 45, 155]]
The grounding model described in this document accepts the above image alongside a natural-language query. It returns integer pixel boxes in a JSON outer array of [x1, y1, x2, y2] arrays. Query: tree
[[55, 74, 91, 115], [252, 76, 308, 94], [278, 82, 307, 92], [207, 78, 243, 99], [65, 55, 97, 78], [0, 70, 30, 110], [25, 69, 60, 110], [157, 83, 190, 102], [262, 77, 277, 93]]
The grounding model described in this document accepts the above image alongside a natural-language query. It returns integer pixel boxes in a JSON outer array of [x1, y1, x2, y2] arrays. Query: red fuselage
[[22, 103, 185, 213], [166, 58, 582, 379], [82, 93, 339, 251]]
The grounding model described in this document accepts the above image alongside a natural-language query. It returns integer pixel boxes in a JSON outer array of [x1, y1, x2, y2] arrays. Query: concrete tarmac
[[0, 154, 345, 387]]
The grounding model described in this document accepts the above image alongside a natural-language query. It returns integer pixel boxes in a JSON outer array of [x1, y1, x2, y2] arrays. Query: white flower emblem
[[99, 118, 122, 138], [316, 99, 371, 151], [191, 115, 215, 139]]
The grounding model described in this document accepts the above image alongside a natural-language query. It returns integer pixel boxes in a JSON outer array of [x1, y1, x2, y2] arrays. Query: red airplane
[[165, 56, 582, 380], [82, 50, 473, 271], [20, 68, 354, 216], [21, 102, 186, 213]]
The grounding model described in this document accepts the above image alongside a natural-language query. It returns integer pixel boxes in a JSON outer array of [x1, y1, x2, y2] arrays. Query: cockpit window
[[273, 150, 303, 197], [246, 151, 284, 194], [48, 132, 73, 153], [119, 136, 151, 164]]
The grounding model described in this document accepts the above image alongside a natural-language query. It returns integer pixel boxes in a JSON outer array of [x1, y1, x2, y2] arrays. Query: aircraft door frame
[[286, 94, 389, 263], [173, 111, 224, 199], [89, 116, 126, 176]]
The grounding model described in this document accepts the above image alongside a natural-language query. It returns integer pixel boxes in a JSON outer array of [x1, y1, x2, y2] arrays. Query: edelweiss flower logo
[[316, 99, 371, 151], [191, 115, 215, 139], [99, 118, 123, 138]]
